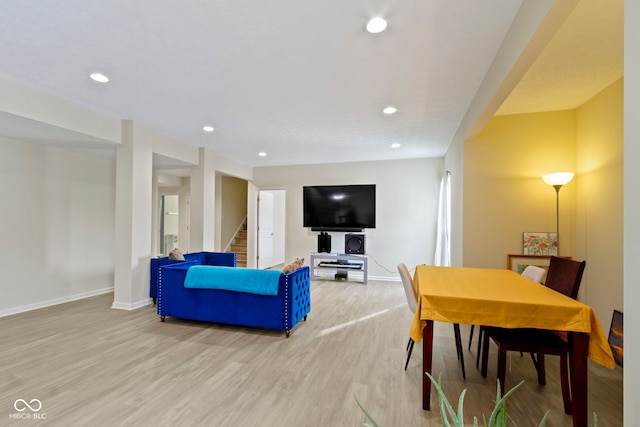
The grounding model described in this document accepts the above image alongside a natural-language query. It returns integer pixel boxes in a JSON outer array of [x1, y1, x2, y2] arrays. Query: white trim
[[0, 287, 114, 318], [111, 299, 152, 311]]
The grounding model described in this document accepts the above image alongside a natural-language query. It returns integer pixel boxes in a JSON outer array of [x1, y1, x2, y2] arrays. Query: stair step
[[228, 222, 248, 266]]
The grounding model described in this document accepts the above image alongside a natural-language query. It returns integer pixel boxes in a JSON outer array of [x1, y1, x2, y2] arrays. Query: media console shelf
[[310, 252, 368, 284]]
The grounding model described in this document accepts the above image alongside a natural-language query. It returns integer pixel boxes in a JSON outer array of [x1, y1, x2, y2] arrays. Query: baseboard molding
[[111, 299, 152, 311], [0, 287, 114, 318], [369, 275, 401, 282], [312, 272, 400, 282]]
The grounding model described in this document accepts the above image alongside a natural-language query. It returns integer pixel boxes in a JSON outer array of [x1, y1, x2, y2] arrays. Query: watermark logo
[[9, 399, 46, 420]]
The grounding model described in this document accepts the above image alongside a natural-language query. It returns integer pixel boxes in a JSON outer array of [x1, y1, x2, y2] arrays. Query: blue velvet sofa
[[157, 262, 311, 337], [150, 251, 236, 302]]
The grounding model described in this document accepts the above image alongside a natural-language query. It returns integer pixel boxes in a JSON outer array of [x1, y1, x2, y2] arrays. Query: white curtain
[[434, 171, 451, 267]]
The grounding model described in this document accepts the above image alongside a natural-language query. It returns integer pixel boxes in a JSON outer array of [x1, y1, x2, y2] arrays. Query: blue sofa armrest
[[150, 257, 186, 299], [284, 266, 311, 331], [150, 251, 236, 299]]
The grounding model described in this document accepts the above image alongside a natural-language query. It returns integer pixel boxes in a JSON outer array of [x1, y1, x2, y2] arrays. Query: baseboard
[[111, 299, 152, 311], [0, 287, 114, 318]]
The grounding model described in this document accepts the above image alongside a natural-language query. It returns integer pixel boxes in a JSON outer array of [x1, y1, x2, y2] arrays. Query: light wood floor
[[0, 279, 622, 426]]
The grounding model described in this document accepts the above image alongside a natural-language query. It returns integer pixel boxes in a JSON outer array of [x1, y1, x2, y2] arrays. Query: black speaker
[[345, 233, 365, 254], [317, 232, 331, 253]]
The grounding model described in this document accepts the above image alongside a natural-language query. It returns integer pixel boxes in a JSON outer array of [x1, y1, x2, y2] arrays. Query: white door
[[257, 191, 274, 269], [270, 190, 286, 266]]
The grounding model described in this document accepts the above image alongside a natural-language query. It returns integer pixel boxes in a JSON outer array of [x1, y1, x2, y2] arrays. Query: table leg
[[569, 332, 589, 427], [422, 320, 434, 410]]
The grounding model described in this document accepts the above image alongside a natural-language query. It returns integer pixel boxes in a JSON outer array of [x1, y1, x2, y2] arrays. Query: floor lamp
[[542, 172, 574, 256]]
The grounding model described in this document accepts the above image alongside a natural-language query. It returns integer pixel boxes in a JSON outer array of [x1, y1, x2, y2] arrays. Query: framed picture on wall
[[508, 254, 554, 275], [507, 254, 573, 282], [523, 232, 558, 256]]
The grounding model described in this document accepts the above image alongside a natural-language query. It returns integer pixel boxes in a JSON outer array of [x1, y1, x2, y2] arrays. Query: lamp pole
[[553, 184, 562, 256], [542, 172, 574, 257]]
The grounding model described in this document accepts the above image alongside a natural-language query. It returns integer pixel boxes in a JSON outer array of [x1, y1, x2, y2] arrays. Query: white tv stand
[[310, 252, 368, 284]]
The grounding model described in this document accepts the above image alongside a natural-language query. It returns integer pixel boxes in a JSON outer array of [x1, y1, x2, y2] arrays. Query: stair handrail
[[223, 216, 248, 253]]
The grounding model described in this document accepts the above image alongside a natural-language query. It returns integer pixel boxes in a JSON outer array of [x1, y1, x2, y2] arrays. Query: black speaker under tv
[[303, 184, 376, 232], [345, 233, 365, 254]]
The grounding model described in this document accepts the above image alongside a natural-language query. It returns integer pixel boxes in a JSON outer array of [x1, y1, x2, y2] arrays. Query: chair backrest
[[544, 256, 586, 299], [398, 263, 417, 313], [521, 265, 546, 283]]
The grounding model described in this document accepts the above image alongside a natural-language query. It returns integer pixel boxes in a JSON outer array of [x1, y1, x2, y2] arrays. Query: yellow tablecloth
[[409, 266, 615, 368]]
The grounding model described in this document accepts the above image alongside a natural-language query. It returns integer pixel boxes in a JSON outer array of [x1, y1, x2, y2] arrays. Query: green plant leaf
[[486, 379, 525, 426], [426, 372, 465, 427], [538, 410, 551, 427], [422, 372, 557, 427], [354, 395, 380, 427]]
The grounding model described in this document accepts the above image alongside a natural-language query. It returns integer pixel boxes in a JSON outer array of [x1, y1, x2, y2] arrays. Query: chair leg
[[468, 325, 475, 350], [406, 337, 412, 351], [497, 347, 507, 395], [481, 330, 490, 377], [560, 351, 572, 415], [537, 353, 546, 386], [404, 338, 415, 371], [453, 323, 466, 379], [476, 326, 484, 368]]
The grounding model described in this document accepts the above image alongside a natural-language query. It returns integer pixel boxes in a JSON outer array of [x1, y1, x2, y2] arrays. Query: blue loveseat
[[150, 251, 236, 302], [157, 260, 310, 337]]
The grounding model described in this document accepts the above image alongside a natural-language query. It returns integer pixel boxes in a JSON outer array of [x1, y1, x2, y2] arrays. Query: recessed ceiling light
[[89, 72, 109, 83], [366, 17, 388, 34], [202, 125, 215, 132], [258, 152, 267, 157], [383, 106, 397, 114], [391, 143, 402, 149]]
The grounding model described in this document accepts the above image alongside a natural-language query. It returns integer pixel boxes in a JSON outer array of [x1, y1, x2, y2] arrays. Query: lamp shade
[[542, 172, 574, 186]]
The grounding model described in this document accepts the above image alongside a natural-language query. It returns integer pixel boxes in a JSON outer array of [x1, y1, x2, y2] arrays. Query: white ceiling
[[0, 0, 623, 168]]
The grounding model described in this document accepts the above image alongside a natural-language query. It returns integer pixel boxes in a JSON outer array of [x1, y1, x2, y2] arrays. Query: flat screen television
[[303, 184, 376, 231]]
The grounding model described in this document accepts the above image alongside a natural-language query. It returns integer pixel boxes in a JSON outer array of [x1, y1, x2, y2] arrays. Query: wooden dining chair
[[472, 265, 546, 367], [480, 256, 586, 415], [398, 263, 466, 378]]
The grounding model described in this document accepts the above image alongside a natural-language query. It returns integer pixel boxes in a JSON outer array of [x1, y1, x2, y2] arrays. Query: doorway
[[159, 194, 179, 256], [257, 190, 286, 269]]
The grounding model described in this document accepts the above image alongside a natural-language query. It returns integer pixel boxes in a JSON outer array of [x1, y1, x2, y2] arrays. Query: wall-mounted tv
[[303, 184, 376, 231]]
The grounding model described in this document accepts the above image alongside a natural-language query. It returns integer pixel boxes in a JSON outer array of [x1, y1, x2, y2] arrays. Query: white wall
[[0, 138, 116, 315], [624, 1, 640, 423], [253, 158, 443, 280]]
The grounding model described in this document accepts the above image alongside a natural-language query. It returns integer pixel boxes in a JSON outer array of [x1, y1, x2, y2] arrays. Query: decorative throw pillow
[[282, 257, 305, 273], [168, 248, 185, 260]]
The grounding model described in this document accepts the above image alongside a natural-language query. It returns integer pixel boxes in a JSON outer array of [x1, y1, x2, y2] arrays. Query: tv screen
[[303, 184, 376, 231]]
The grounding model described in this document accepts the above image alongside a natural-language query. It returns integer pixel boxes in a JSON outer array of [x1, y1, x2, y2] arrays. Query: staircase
[[229, 226, 248, 267]]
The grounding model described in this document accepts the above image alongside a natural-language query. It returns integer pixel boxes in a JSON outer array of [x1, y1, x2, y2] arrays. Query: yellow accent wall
[[464, 78, 623, 328], [464, 109, 577, 268], [575, 78, 624, 325]]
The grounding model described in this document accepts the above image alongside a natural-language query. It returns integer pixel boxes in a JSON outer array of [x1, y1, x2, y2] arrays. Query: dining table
[[409, 265, 615, 427]]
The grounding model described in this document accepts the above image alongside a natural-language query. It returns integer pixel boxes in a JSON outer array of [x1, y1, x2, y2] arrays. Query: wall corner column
[[112, 120, 153, 310], [189, 147, 216, 251]]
